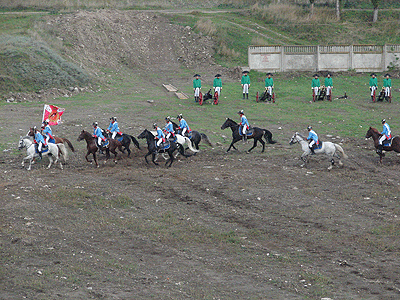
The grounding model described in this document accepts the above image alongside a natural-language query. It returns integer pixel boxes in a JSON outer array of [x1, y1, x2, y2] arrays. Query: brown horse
[[77, 130, 123, 167], [365, 127, 400, 163], [28, 127, 75, 162]]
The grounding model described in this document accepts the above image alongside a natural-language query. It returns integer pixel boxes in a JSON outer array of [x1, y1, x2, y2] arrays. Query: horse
[[28, 127, 74, 163], [77, 130, 124, 167], [18, 136, 63, 170], [103, 131, 140, 157], [220, 118, 276, 153], [171, 121, 212, 150], [365, 127, 400, 163], [289, 132, 348, 170], [137, 129, 191, 167], [151, 126, 200, 155]]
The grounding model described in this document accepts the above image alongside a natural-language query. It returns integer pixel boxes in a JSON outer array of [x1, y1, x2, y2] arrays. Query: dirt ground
[[1, 10, 400, 300]]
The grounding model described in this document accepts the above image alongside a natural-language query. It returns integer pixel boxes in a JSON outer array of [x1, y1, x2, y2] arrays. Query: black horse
[[171, 121, 212, 150], [221, 118, 276, 153], [137, 129, 190, 167], [103, 130, 140, 157]]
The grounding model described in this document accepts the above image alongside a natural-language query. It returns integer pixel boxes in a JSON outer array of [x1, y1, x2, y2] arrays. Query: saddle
[[383, 138, 392, 147], [48, 138, 55, 143], [35, 144, 48, 153], [312, 141, 323, 150], [238, 126, 254, 136], [155, 140, 171, 151]]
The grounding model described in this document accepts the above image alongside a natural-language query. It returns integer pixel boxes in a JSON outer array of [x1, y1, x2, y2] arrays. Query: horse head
[[365, 127, 379, 139], [138, 129, 152, 140], [289, 132, 298, 145], [221, 118, 236, 130], [18, 137, 26, 150], [77, 130, 90, 141]]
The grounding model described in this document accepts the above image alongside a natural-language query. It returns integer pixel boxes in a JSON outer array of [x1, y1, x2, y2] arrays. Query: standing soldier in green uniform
[[264, 73, 274, 101], [383, 73, 392, 101], [369, 73, 378, 102], [241, 70, 250, 99], [193, 74, 202, 102], [311, 74, 320, 99], [213, 74, 222, 97], [324, 73, 333, 101]]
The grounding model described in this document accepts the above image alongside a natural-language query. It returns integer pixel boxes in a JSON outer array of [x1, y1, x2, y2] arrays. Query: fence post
[[382, 44, 387, 72], [280, 45, 284, 72], [349, 45, 354, 70], [316, 45, 320, 71]]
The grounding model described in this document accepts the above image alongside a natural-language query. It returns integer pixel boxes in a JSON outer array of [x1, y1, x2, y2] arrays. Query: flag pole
[[42, 104, 47, 123]]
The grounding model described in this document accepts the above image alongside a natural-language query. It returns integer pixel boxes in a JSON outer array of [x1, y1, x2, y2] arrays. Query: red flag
[[42, 104, 65, 125]]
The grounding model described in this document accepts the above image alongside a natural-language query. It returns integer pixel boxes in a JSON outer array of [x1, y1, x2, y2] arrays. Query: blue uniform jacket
[[93, 127, 105, 139], [107, 121, 120, 133], [156, 127, 165, 139], [165, 122, 174, 133], [382, 123, 392, 139], [307, 130, 319, 144], [240, 115, 249, 128], [42, 125, 52, 137], [179, 119, 191, 131], [35, 132, 45, 144]]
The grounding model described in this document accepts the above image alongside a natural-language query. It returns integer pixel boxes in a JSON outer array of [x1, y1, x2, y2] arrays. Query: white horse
[[151, 131, 199, 158], [18, 136, 64, 170], [289, 132, 348, 170]]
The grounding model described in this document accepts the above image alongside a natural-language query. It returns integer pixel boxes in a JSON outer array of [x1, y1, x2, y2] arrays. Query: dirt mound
[[41, 10, 217, 75]]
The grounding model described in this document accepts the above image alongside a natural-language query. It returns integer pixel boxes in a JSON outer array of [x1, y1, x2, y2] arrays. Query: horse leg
[[126, 146, 131, 158], [328, 158, 335, 171], [152, 153, 159, 165], [85, 151, 93, 163], [300, 153, 308, 168], [47, 155, 53, 169], [247, 138, 259, 153], [112, 149, 118, 163], [144, 152, 151, 164], [166, 151, 174, 167]]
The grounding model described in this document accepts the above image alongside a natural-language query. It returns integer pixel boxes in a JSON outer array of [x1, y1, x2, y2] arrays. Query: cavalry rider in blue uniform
[[306, 126, 319, 155], [177, 114, 191, 137], [107, 117, 121, 139], [34, 126, 46, 159], [153, 123, 165, 149], [164, 116, 175, 140], [238, 110, 250, 142], [378, 119, 392, 154], [41, 119, 53, 144], [93, 122, 108, 148]]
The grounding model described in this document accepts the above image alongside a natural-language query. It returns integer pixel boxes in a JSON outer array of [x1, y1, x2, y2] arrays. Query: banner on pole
[[42, 104, 65, 125]]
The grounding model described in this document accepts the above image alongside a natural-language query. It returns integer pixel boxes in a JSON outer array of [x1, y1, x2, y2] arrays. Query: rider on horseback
[[377, 119, 392, 154], [164, 116, 175, 140], [307, 126, 319, 155], [34, 126, 46, 159], [93, 122, 108, 149], [238, 110, 250, 143], [154, 123, 165, 150], [41, 119, 53, 144], [177, 114, 191, 137], [107, 117, 122, 139]]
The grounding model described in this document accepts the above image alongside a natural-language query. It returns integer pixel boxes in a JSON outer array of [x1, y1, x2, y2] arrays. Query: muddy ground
[[1, 9, 400, 300]]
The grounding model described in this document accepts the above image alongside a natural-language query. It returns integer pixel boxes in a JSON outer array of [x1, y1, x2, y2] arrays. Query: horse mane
[[296, 132, 307, 139], [369, 127, 379, 133]]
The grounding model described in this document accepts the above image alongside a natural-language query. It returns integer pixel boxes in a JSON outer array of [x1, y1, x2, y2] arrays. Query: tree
[[336, 0, 341, 21], [309, 0, 315, 17], [371, 0, 381, 23]]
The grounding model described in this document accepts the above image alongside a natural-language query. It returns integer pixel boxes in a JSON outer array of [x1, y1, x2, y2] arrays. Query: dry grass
[[194, 18, 217, 36]]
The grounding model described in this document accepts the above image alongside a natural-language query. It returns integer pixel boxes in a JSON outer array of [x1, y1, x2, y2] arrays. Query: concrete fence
[[248, 45, 400, 72]]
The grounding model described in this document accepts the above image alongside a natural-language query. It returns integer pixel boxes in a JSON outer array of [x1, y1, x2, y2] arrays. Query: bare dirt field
[[1, 9, 400, 300]]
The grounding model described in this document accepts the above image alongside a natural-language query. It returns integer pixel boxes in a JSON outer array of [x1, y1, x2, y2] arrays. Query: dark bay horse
[[28, 127, 75, 162], [77, 130, 123, 167], [221, 118, 276, 153], [103, 131, 140, 157], [137, 129, 190, 167], [171, 121, 212, 150], [365, 127, 400, 163]]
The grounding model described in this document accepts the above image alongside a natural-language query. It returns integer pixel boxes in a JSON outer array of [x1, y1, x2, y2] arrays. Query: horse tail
[[263, 129, 276, 144], [129, 135, 141, 149], [184, 137, 200, 152], [200, 133, 213, 147], [63, 138, 75, 152], [334, 144, 348, 159]]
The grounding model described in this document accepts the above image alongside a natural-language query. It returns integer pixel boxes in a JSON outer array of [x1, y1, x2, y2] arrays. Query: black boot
[[310, 147, 315, 155], [246, 93, 249, 99], [38, 151, 42, 159], [243, 93, 245, 99], [371, 96, 374, 102]]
